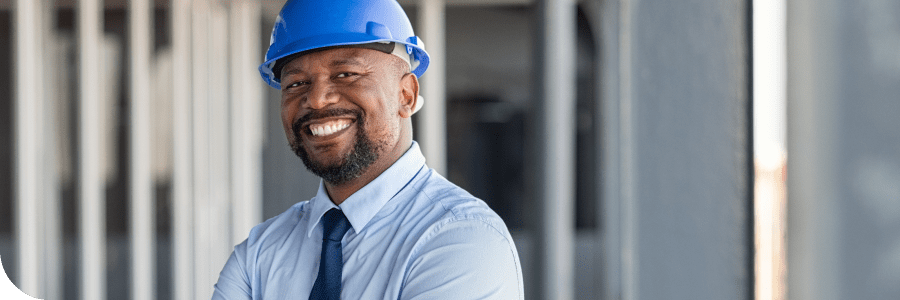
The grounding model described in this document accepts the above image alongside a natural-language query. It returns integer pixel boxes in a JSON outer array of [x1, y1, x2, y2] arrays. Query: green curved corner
[[0, 256, 40, 300]]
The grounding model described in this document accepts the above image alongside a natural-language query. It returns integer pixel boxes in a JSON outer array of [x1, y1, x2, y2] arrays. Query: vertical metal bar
[[538, 0, 577, 299], [191, 0, 212, 298], [207, 5, 232, 293], [246, 0, 264, 241], [171, 0, 195, 299], [43, 6, 64, 299], [79, 0, 107, 298], [753, 0, 787, 299], [41, 7, 53, 298], [229, 0, 263, 245], [617, 1, 638, 299], [14, 0, 45, 296], [417, 0, 447, 175], [227, 0, 247, 247], [129, 0, 156, 299]]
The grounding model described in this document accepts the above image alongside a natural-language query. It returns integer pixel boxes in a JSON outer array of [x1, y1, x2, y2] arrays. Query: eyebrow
[[281, 68, 302, 78], [329, 57, 367, 68]]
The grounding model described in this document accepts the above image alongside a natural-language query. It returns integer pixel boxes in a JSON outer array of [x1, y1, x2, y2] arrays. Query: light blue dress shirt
[[212, 142, 524, 299]]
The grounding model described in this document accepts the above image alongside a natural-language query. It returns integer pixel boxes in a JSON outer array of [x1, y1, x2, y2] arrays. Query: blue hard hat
[[260, 0, 430, 89]]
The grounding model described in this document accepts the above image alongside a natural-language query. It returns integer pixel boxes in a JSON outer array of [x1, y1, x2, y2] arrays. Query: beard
[[290, 109, 380, 185]]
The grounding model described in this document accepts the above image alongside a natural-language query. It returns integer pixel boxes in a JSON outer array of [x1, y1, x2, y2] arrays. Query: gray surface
[[788, 0, 900, 299], [598, 0, 753, 299]]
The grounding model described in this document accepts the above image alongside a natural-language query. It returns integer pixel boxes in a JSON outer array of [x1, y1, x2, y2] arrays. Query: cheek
[[367, 111, 401, 143], [374, 94, 403, 139]]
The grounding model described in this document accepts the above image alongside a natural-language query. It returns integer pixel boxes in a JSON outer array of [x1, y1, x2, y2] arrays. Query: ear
[[397, 73, 419, 118]]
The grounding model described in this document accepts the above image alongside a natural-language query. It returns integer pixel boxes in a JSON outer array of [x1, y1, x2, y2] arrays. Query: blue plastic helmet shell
[[260, 0, 430, 89]]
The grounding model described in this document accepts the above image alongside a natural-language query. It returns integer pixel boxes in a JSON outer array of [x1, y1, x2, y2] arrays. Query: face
[[279, 47, 413, 185]]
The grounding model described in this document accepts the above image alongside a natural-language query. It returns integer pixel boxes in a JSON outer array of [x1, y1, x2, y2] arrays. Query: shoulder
[[243, 201, 310, 247], [399, 171, 524, 299], [409, 170, 517, 255], [418, 171, 509, 232]]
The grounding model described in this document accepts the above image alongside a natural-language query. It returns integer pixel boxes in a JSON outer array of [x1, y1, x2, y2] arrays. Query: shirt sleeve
[[400, 219, 524, 300], [212, 241, 253, 300]]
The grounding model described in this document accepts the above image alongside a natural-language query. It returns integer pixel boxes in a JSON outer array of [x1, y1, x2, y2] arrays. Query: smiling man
[[211, 0, 524, 299]]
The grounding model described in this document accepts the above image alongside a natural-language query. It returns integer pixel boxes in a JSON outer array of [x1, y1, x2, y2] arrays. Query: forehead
[[280, 47, 386, 76]]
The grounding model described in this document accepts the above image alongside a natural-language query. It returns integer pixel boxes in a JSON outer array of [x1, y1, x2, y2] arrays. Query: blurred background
[[0, 0, 898, 299]]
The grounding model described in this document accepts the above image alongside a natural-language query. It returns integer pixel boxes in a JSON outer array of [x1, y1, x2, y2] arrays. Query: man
[[212, 0, 524, 299]]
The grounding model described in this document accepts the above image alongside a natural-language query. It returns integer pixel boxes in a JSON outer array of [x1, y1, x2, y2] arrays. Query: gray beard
[[291, 112, 379, 185]]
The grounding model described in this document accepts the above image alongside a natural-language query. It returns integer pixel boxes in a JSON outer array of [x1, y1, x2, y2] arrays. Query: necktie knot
[[322, 208, 351, 242]]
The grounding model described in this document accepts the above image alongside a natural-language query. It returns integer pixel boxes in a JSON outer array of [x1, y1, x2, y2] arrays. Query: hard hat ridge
[[259, 0, 430, 90]]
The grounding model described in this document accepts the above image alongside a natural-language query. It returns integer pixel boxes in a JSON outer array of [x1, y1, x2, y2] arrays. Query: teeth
[[310, 120, 351, 137]]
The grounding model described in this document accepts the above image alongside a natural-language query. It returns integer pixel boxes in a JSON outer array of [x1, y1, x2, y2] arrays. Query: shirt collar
[[306, 141, 427, 237]]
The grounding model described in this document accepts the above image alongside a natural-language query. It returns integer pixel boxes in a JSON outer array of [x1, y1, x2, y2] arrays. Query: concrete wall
[[596, 0, 753, 299], [787, 0, 900, 299]]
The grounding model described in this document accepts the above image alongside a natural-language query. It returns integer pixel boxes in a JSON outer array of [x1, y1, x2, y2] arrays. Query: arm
[[211, 242, 253, 300], [400, 219, 524, 300]]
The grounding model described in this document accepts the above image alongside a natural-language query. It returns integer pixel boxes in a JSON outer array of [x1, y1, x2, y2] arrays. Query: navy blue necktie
[[309, 208, 351, 300]]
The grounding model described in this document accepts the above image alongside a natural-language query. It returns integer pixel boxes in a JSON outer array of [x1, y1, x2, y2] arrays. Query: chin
[[292, 130, 379, 185]]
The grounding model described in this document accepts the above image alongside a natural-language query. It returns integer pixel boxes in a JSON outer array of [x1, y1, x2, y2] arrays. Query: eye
[[336, 72, 356, 78], [284, 80, 309, 90]]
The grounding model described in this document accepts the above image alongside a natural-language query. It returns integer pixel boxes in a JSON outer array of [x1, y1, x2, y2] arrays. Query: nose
[[306, 81, 339, 109]]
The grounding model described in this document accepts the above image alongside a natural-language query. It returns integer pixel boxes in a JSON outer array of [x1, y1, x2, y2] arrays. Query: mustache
[[292, 108, 361, 133]]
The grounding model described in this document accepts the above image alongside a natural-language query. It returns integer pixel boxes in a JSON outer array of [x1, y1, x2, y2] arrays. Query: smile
[[308, 119, 352, 137]]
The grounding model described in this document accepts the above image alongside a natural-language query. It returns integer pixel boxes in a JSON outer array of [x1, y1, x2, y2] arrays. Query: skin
[[280, 47, 419, 205]]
